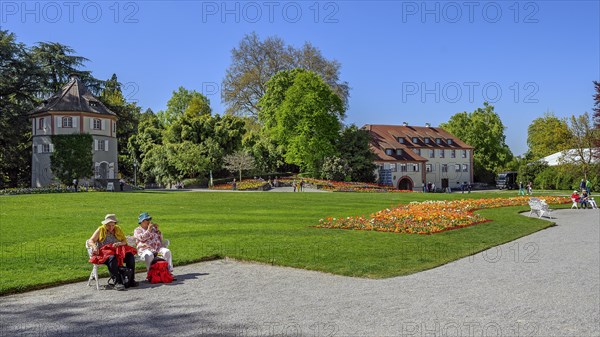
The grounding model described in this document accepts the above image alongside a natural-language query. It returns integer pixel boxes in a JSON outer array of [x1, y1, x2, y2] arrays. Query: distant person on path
[[585, 179, 592, 195], [460, 182, 465, 194], [518, 181, 525, 195], [134, 212, 174, 273], [293, 180, 297, 192], [300, 179, 305, 192], [580, 179, 586, 193], [119, 178, 125, 191], [73, 178, 78, 192], [232, 178, 237, 191], [527, 181, 533, 195], [467, 183, 471, 193], [88, 214, 138, 290]]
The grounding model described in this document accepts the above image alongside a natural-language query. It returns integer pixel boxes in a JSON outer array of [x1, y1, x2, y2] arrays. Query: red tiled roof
[[363, 124, 473, 161]]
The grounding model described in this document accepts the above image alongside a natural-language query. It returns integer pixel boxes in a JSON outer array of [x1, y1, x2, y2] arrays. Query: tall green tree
[[593, 81, 600, 155], [526, 112, 573, 160], [440, 102, 513, 183], [223, 32, 349, 117], [563, 112, 598, 179], [336, 125, 377, 182], [258, 69, 345, 175], [0, 30, 44, 188], [50, 134, 94, 184], [156, 87, 211, 126], [30, 42, 102, 94], [99, 74, 141, 178]]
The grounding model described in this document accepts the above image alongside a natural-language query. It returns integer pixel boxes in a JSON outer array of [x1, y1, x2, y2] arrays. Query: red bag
[[147, 260, 173, 284]]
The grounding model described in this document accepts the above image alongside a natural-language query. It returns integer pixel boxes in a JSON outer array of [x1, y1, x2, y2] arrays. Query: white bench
[[571, 198, 579, 209], [528, 198, 552, 218]]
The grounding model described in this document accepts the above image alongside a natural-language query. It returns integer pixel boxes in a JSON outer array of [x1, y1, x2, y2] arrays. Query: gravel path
[[1, 209, 598, 337]]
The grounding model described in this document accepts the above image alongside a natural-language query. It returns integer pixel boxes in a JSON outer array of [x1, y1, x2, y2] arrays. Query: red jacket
[[89, 245, 137, 266]]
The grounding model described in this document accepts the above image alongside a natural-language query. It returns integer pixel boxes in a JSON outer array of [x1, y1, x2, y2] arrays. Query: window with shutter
[[104, 140, 109, 151], [56, 116, 62, 128], [62, 117, 73, 128], [94, 140, 99, 151]]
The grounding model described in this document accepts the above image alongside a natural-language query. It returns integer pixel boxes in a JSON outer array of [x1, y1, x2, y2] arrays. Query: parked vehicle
[[496, 171, 518, 190]]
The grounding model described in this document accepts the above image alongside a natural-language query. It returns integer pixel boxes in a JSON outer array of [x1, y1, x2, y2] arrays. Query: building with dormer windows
[[364, 123, 474, 191], [29, 76, 118, 187]]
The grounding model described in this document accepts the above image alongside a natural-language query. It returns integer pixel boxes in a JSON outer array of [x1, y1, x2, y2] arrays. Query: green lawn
[[0, 191, 560, 295]]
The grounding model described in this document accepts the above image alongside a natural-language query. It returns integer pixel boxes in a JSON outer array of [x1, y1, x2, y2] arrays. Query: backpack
[[147, 258, 173, 284], [108, 266, 135, 288]]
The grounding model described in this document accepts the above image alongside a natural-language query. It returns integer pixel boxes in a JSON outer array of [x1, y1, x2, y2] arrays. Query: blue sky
[[2, 1, 599, 155]]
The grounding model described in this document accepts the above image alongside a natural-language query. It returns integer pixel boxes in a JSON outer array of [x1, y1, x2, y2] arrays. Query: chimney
[[402, 122, 408, 127], [425, 123, 431, 128]]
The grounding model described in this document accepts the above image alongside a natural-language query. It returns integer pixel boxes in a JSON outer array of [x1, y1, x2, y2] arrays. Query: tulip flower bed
[[209, 179, 270, 191], [318, 196, 571, 235]]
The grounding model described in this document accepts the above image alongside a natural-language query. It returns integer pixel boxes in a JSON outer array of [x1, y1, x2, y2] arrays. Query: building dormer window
[[435, 138, 442, 144], [93, 119, 102, 130], [462, 150, 467, 158], [413, 148, 421, 155], [424, 137, 430, 144], [397, 137, 405, 144], [62, 117, 73, 128], [89, 101, 99, 108], [412, 137, 419, 143], [447, 139, 453, 145], [396, 149, 403, 155], [385, 148, 393, 155]]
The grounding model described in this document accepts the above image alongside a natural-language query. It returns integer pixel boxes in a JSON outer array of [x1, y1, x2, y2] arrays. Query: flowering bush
[[0, 186, 100, 196], [317, 196, 571, 235]]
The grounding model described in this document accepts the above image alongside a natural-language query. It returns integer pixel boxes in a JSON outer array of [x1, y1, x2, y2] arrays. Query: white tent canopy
[[539, 148, 599, 166]]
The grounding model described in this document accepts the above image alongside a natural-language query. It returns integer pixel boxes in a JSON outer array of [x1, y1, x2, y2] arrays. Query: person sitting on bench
[[133, 212, 174, 273]]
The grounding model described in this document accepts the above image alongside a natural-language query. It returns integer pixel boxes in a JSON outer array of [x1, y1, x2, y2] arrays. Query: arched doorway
[[98, 162, 109, 179], [398, 176, 413, 190]]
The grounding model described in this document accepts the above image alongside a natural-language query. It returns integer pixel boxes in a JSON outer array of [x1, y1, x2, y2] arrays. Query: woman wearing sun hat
[[88, 214, 138, 290], [133, 212, 174, 274]]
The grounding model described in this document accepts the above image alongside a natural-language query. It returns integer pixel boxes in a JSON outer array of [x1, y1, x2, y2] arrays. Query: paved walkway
[[1, 209, 598, 337]]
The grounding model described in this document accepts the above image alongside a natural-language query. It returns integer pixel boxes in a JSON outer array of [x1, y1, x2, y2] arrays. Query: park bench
[[528, 197, 552, 218]]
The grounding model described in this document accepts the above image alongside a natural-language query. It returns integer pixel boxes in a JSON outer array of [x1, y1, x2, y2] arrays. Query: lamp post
[[133, 161, 137, 187]]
